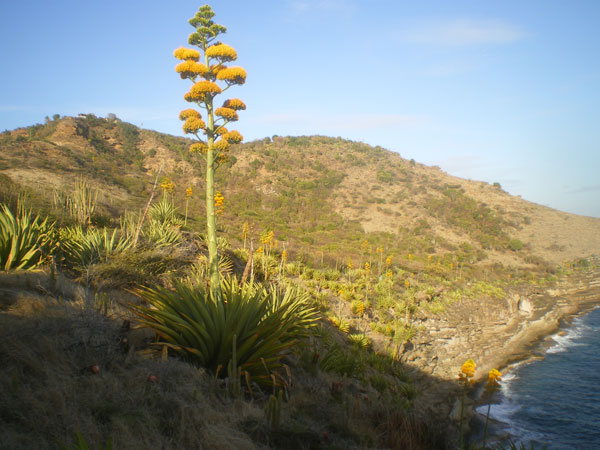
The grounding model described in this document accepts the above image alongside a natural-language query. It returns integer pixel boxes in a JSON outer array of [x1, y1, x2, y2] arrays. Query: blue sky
[[1, 1, 599, 217]]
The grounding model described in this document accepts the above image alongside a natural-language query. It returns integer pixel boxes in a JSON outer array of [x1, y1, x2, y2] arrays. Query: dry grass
[[0, 278, 263, 450]]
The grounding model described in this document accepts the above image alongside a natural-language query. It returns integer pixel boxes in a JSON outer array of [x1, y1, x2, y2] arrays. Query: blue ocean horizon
[[482, 306, 600, 449]]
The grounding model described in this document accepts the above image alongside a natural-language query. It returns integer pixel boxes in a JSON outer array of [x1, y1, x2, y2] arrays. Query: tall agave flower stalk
[[482, 368, 502, 450], [173, 5, 246, 297], [458, 358, 476, 449]]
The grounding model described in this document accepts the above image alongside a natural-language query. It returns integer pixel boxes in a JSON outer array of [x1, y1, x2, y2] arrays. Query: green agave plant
[[60, 226, 132, 267], [131, 277, 319, 382], [0, 203, 56, 271], [143, 219, 182, 247], [149, 196, 182, 227]]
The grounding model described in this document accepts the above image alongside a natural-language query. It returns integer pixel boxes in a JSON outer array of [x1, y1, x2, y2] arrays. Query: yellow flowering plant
[[458, 358, 476, 448], [184, 186, 193, 225], [482, 368, 502, 450], [174, 5, 246, 295], [214, 191, 224, 216], [159, 176, 174, 194]]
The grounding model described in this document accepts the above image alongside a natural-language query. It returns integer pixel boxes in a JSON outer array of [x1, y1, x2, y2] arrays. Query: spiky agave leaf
[[143, 220, 182, 247], [0, 204, 56, 270], [148, 197, 182, 227]]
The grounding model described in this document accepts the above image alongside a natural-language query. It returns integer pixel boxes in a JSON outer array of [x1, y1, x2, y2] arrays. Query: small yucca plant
[[60, 226, 132, 267], [148, 196, 182, 227], [328, 316, 350, 333], [0, 203, 56, 270], [143, 220, 182, 247], [348, 333, 370, 349], [131, 277, 318, 383]]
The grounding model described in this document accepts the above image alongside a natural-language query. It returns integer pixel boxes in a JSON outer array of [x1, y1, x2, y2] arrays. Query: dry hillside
[[2, 115, 598, 268]]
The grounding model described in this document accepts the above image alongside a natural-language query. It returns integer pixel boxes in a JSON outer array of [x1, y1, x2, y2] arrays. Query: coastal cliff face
[[400, 256, 600, 435]]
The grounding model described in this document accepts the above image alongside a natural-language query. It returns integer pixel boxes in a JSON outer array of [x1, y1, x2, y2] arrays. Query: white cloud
[[402, 19, 527, 46]]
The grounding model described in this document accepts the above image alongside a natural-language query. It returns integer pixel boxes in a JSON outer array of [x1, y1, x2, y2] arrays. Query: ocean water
[[482, 307, 600, 449]]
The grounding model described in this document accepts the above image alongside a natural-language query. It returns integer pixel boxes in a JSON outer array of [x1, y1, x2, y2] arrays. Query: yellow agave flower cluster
[[160, 176, 174, 193], [174, 44, 245, 84], [214, 191, 224, 215], [459, 358, 476, 383], [485, 368, 502, 392], [177, 100, 246, 155], [174, 39, 246, 158]]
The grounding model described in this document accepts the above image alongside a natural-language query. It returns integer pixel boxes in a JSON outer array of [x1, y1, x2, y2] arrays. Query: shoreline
[[467, 283, 600, 445], [406, 263, 600, 445], [492, 299, 600, 378], [475, 268, 600, 383]]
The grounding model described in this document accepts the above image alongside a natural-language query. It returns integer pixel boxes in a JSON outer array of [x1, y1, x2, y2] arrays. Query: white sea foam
[[546, 315, 595, 354]]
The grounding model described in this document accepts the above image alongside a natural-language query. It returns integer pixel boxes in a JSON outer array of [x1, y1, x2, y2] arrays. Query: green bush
[[131, 278, 318, 383], [508, 238, 524, 251], [0, 204, 56, 270]]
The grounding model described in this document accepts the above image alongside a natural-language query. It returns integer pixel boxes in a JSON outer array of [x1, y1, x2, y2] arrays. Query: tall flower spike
[[174, 5, 245, 296]]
